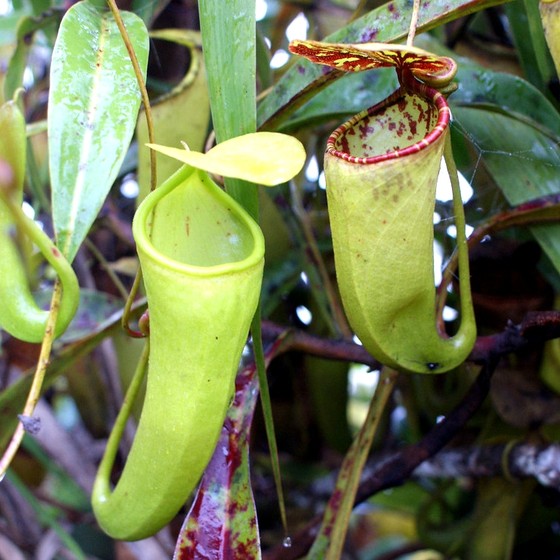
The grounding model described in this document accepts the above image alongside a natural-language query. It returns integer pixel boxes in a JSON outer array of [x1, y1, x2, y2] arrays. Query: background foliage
[[0, 0, 559, 558]]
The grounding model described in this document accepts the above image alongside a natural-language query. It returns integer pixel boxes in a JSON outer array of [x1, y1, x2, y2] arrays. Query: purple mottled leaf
[[173, 339, 283, 559]]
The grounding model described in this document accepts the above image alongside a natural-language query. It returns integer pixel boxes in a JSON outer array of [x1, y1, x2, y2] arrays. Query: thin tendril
[[407, 0, 421, 46], [106, 0, 153, 337], [0, 280, 62, 478], [92, 340, 150, 498], [251, 312, 289, 537], [438, 133, 475, 334]]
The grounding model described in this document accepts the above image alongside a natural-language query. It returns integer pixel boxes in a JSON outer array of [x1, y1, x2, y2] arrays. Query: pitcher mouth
[[132, 166, 265, 278], [326, 85, 450, 165]]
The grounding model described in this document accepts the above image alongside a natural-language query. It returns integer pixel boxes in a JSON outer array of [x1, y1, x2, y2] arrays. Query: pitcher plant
[[289, 40, 476, 374], [92, 132, 305, 540], [0, 99, 79, 343]]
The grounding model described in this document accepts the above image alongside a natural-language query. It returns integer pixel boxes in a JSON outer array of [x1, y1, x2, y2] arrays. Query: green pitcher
[[92, 164, 264, 540], [324, 82, 476, 374]]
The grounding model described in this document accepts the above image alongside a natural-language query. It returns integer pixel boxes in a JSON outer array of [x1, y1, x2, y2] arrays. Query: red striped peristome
[[326, 70, 450, 165]]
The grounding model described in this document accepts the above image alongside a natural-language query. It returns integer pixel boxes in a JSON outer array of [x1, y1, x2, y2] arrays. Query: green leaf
[[505, 0, 557, 97], [48, 0, 148, 261], [257, 0, 509, 130], [411, 34, 560, 136], [4, 10, 62, 101], [452, 69, 560, 137], [277, 68, 397, 133], [308, 369, 398, 559], [453, 106, 560, 273], [198, 0, 258, 217], [198, 0, 289, 540]]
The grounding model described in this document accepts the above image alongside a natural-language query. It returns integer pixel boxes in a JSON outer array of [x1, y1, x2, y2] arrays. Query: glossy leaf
[[453, 106, 560, 272], [48, 0, 149, 261], [147, 132, 305, 186], [411, 34, 560, 135], [452, 68, 560, 136], [173, 360, 265, 560], [257, 0, 508, 129], [198, 0, 258, 217], [275, 68, 397, 133]]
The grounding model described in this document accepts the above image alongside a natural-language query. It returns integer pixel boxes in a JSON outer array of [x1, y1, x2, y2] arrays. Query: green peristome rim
[[132, 164, 265, 277]]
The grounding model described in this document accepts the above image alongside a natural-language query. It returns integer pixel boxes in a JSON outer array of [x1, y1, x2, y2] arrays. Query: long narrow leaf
[[197, 2, 288, 549], [198, 0, 258, 217], [48, 0, 149, 261], [308, 369, 398, 559]]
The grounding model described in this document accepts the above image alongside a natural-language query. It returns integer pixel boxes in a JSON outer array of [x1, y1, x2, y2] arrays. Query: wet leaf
[[48, 0, 149, 261], [173, 363, 261, 560], [453, 106, 560, 273], [452, 67, 560, 136], [257, 0, 509, 130]]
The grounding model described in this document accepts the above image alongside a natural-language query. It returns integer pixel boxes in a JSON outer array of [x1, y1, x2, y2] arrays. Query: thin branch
[[259, 304, 560, 559], [263, 360, 497, 560], [262, 310, 560, 372], [261, 320, 379, 368], [413, 442, 560, 489], [469, 311, 560, 363], [0, 280, 62, 478]]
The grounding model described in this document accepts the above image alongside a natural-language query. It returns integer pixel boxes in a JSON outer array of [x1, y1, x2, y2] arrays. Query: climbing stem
[[106, 0, 155, 190], [106, 0, 154, 336], [93, 340, 150, 496], [85, 237, 129, 301], [437, 133, 475, 332], [0, 279, 62, 478]]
